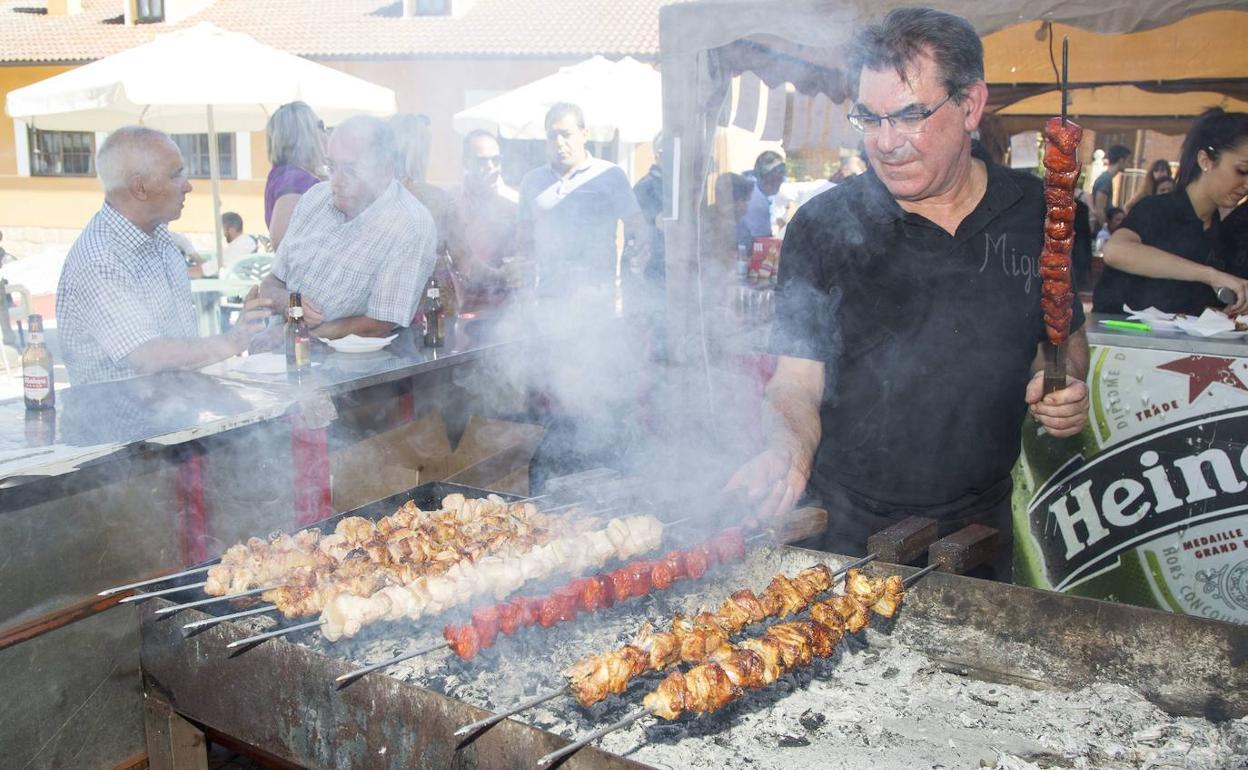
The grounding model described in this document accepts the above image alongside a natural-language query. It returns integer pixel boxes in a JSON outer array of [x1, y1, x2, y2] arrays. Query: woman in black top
[[1093, 108, 1248, 316]]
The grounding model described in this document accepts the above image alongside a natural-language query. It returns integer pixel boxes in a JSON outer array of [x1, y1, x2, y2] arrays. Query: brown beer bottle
[[285, 292, 311, 374], [423, 277, 445, 348], [22, 314, 54, 410]]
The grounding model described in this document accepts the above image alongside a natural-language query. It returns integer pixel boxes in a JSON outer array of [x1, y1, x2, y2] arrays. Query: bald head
[[328, 115, 397, 219], [96, 125, 192, 233]]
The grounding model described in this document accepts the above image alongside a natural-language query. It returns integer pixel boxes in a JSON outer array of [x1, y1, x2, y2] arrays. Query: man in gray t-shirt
[[518, 103, 646, 298]]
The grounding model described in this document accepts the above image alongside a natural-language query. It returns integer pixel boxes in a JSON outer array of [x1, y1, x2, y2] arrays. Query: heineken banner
[[1013, 343, 1248, 624]]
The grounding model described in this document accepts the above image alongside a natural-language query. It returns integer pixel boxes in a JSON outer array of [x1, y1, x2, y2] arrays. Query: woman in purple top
[[265, 101, 326, 249]]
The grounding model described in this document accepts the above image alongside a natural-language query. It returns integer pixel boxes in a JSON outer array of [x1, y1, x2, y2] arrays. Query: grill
[[135, 482, 1248, 769]]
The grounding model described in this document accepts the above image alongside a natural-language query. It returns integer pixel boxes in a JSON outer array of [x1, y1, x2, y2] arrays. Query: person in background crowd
[[1105, 206, 1126, 233], [1156, 178, 1176, 195], [1095, 108, 1248, 317], [454, 129, 517, 312], [222, 211, 259, 261], [743, 151, 787, 239], [166, 230, 211, 276], [726, 7, 1089, 580], [632, 131, 666, 294], [392, 113, 470, 265], [265, 101, 326, 250], [1123, 158, 1174, 212], [57, 126, 272, 385], [261, 116, 437, 339], [518, 102, 647, 300], [1092, 144, 1131, 231]]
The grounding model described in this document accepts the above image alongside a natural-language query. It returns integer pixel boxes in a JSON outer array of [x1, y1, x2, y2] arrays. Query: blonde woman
[[265, 101, 326, 249]]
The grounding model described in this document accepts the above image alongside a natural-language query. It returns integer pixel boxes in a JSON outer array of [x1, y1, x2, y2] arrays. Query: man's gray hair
[[96, 125, 174, 194], [848, 7, 984, 103]]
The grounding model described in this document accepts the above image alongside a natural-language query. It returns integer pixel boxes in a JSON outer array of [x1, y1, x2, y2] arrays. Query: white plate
[[229, 352, 287, 375], [318, 334, 397, 353]]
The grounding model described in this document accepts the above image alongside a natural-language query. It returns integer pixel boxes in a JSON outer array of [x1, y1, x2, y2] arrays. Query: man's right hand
[[724, 447, 811, 524], [301, 296, 325, 328]]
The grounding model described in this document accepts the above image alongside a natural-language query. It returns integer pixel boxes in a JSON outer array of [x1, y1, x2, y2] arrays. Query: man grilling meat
[[726, 7, 1090, 580]]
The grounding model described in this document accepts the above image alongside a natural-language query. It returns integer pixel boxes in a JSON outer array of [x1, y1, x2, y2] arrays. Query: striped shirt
[[273, 181, 436, 327], [56, 203, 198, 385]]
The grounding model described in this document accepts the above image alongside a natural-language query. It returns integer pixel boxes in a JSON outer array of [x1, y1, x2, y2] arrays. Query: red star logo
[[1157, 355, 1248, 403]]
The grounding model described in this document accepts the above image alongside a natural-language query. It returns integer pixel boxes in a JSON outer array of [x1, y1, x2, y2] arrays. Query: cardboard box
[[330, 414, 544, 511], [330, 413, 452, 512]]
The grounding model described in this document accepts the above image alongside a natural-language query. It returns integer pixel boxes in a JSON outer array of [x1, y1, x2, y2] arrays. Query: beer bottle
[[434, 244, 458, 321], [285, 292, 311, 374], [423, 277, 445, 348], [22, 314, 54, 410]]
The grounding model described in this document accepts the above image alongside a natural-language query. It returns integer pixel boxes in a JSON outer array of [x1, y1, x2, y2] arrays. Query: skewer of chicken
[[225, 515, 665, 649], [535, 564, 934, 768], [205, 494, 555, 597], [452, 552, 878, 738]]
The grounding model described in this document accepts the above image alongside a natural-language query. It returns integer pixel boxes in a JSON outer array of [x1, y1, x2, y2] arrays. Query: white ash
[[236, 546, 1247, 770]]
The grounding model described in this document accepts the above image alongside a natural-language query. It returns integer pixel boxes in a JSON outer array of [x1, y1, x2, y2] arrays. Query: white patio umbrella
[[6, 22, 397, 257], [452, 56, 662, 143]]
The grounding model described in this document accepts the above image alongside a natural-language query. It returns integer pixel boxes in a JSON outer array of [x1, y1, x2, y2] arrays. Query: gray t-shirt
[[519, 156, 640, 296]]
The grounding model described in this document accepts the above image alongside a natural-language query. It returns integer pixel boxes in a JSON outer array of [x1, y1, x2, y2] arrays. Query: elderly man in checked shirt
[[57, 126, 273, 385], [260, 116, 437, 338]]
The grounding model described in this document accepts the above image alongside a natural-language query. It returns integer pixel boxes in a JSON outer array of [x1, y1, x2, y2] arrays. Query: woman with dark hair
[[1122, 158, 1173, 212], [1093, 108, 1248, 316]]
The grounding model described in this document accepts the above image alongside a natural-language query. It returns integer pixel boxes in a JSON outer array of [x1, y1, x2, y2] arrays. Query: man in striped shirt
[[261, 116, 437, 338], [57, 126, 273, 385]]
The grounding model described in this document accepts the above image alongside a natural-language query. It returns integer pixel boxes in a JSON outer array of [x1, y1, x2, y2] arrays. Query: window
[[416, 0, 449, 14], [171, 133, 236, 179], [136, 0, 163, 23], [28, 128, 95, 176]]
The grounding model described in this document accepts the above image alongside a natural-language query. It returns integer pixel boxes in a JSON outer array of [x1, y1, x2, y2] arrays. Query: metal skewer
[[155, 584, 279, 616], [1045, 35, 1072, 396], [903, 562, 938, 587], [536, 707, 650, 768], [183, 603, 277, 632], [454, 686, 571, 738], [225, 618, 324, 649], [117, 580, 208, 603], [334, 638, 451, 686], [98, 565, 214, 597]]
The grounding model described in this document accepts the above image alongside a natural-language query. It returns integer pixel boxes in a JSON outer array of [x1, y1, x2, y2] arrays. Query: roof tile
[[0, 0, 689, 63]]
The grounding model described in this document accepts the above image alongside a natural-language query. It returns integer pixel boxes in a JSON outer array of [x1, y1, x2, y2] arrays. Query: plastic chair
[[219, 254, 273, 330]]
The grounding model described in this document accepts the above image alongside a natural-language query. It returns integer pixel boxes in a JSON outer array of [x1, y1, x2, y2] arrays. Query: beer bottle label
[[294, 340, 310, 367], [28, 332, 44, 344], [1013, 343, 1248, 623], [289, 307, 304, 319], [24, 365, 50, 400], [428, 288, 440, 300]]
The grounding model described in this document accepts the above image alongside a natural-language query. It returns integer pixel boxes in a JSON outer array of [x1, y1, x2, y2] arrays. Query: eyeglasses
[[847, 93, 955, 134]]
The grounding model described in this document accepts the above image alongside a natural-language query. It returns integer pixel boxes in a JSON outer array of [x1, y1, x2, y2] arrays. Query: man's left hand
[[1025, 372, 1089, 438]]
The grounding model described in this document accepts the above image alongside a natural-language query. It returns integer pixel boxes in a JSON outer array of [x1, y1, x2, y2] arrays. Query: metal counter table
[[0, 309, 609, 770], [1013, 312, 1248, 624]]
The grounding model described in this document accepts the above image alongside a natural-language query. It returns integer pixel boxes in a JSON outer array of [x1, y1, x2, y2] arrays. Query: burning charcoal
[[778, 734, 810, 747], [881, 665, 900, 679], [798, 709, 826, 731]]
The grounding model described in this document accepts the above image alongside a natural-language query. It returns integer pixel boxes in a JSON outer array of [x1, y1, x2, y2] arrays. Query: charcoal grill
[[137, 482, 1248, 769]]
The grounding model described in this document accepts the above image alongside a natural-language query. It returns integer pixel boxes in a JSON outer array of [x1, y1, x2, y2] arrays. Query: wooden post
[[143, 696, 209, 770]]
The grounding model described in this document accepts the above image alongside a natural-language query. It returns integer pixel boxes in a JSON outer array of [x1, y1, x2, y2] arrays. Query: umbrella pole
[[206, 105, 226, 273]]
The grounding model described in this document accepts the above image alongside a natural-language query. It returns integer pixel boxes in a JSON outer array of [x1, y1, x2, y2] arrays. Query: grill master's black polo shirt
[[770, 157, 1085, 516]]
